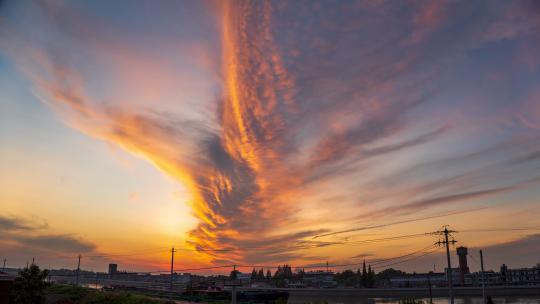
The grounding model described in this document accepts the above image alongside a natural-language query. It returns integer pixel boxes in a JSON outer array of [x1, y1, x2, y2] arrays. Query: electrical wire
[[369, 244, 437, 266], [373, 246, 440, 270]]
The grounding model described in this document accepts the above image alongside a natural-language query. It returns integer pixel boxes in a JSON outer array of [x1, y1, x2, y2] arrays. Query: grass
[[46, 284, 170, 304]]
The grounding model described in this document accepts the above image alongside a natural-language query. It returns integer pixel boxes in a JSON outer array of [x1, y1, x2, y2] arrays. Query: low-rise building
[[389, 273, 446, 288], [501, 264, 540, 285], [469, 270, 501, 286], [0, 271, 15, 304], [302, 271, 337, 288]]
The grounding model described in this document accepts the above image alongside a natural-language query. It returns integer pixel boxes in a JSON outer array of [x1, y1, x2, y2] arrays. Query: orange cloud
[[5, 0, 540, 269]]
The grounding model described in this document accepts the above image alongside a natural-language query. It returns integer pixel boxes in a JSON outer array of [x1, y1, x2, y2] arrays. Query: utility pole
[[435, 226, 457, 304], [428, 272, 433, 304], [326, 261, 329, 272], [170, 247, 176, 299], [480, 250, 486, 304], [76, 254, 81, 286], [232, 265, 237, 304], [2, 258, 6, 271]]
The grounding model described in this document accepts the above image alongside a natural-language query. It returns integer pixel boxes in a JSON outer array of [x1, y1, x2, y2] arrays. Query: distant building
[[0, 271, 15, 304], [108, 263, 118, 275], [174, 273, 192, 284], [500, 264, 540, 285], [237, 272, 252, 285], [471, 270, 501, 286], [456, 246, 470, 285], [302, 271, 337, 288], [389, 273, 446, 288]]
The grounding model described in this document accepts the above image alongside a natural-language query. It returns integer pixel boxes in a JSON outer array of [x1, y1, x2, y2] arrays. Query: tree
[[366, 265, 375, 288], [266, 269, 272, 280], [230, 269, 239, 279], [251, 268, 257, 281], [11, 264, 49, 304], [375, 268, 406, 286], [258, 268, 264, 280], [273, 265, 293, 279], [334, 270, 357, 287], [361, 260, 368, 287]]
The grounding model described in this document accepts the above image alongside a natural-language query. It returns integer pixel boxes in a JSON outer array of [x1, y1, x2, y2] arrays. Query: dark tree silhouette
[[334, 269, 357, 287], [10, 264, 49, 304], [266, 269, 272, 280], [361, 260, 368, 287], [366, 264, 375, 288], [251, 268, 257, 281], [273, 265, 293, 279], [229, 269, 239, 279]]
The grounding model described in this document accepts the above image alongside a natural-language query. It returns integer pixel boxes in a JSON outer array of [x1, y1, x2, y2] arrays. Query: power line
[[346, 232, 432, 245], [459, 227, 540, 233], [374, 246, 440, 269], [52, 244, 441, 275], [37, 225, 536, 278], [369, 244, 437, 266], [314, 207, 489, 239], [236, 244, 437, 271]]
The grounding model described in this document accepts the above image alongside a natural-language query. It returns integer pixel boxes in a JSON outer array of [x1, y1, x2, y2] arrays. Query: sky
[[1, 0, 540, 274]]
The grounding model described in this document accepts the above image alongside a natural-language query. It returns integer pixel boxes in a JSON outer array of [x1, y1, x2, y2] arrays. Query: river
[[288, 295, 540, 304]]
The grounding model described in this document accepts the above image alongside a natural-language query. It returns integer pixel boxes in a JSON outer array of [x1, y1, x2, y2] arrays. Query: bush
[[47, 284, 90, 301], [46, 284, 164, 304], [10, 264, 50, 304]]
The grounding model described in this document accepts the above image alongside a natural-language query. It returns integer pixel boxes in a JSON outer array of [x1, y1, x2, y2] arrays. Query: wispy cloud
[[0, 215, 48, 231], [15, 234, 96, 254], [0, 215, 96, 261], [2, 0, 539, 266]]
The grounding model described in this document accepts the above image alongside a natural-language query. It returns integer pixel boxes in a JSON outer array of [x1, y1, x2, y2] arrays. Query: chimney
[[456, 247, 469, 285]]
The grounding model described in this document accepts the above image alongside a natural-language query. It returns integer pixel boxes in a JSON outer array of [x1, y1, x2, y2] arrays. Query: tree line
[[229, 261, 402, 288]]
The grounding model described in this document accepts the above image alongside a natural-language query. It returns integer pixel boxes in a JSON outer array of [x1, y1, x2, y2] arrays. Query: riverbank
[[239, 286, 540, 297], [45, 284, 174, 304]]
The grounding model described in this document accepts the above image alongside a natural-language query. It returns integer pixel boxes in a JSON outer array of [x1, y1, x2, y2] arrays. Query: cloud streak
[[0, 215, 96, 262], [2, 0, 540, 267], [0, 215, 48, 231]]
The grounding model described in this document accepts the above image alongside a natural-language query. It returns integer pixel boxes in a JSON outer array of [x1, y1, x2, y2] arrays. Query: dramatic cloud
[[0, 215, 96, 265], [2, 0, 539, 267], [15, 234, 96, 253], [0, 215, 48, 231]]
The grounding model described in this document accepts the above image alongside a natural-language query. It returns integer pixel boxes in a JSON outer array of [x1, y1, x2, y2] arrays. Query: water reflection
[[288, 296, 540, 304]]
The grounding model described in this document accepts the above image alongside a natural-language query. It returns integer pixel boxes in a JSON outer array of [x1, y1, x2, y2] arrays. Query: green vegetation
[[46, 284, 169, 304], [334, 261, 375, 288], [375, 268, 406, 286], [10, 264, 50, 304], [399, 297, 424, 304]]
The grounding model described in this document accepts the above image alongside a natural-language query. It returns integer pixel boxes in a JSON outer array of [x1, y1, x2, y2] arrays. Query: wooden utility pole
[[76, 254, 81, 286], [435, 226, 457, 304], [428, 272, 433, 304], [170, 247, 176, 298], [2, 258, 6, 271], [232, 265, 237, 304], [480, 250, 486, 304]]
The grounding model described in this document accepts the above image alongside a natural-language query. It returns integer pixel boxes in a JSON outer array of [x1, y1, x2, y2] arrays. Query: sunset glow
[[1, 0, 540, 274]]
